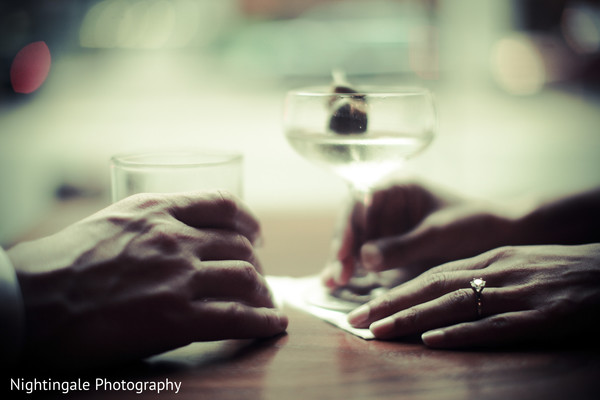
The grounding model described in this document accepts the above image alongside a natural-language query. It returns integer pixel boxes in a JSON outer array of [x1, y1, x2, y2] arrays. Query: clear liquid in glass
[[286, 129, 433, 189]]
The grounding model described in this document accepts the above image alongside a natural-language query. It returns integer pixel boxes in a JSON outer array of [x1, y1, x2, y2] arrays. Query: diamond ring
[[470, 278, 486, 319]]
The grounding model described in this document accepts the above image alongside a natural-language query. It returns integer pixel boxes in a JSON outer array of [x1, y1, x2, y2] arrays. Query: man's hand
[[8, 191, 287, 368]]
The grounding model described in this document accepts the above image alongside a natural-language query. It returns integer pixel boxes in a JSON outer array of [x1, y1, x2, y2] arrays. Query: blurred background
[[1, 0, 600, 249]]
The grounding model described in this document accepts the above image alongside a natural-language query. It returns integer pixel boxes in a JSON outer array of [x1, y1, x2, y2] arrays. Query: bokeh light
[[490, 35, 545, 95], [10, 41, 52, 94]]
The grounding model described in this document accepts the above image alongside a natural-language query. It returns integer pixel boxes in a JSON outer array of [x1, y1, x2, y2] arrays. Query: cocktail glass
[[283, 84, 436, 309]]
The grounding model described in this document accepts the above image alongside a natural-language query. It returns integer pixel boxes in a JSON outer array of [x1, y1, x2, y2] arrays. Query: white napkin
[[266, 275, 375, 340]]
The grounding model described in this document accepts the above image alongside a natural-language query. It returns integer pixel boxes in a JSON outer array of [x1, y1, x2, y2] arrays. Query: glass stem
[[348, 185, 373, 275]]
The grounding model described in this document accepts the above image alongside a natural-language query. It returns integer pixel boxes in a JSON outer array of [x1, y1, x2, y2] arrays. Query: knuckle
[[112, 194, 174, 233], [225, 302, 247, 321], [487, 314, 511, 330], [214, 190, 239, 220], [147, 226, 181, 254], [129, 192, 167, 211], [239, 260, 258, 278], [446, 289, 472, 308], [402, 308, 420, 328], [235, 261, 261, 287], [422, 272, 450, 293], [376, 292, 397, 314], [233, 233, 254, 259], [489, 245, 516, 261]]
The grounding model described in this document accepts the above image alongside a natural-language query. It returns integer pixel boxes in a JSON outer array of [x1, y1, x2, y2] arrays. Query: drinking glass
[[110, 150, 243, 202], [283, 85, 436, 308]]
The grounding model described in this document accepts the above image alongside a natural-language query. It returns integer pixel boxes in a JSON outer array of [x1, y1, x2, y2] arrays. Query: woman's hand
[[347, 243, 600, 348], [8, 191, 288, 368], [323, 181, 519, 288]]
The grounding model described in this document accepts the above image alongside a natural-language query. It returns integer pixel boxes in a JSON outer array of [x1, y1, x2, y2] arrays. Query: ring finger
[[368, 285, 525, 339]]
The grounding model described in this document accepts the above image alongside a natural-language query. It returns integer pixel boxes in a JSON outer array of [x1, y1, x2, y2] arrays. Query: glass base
[[303, 277, 389, 312], [304, 267, 408, 312]]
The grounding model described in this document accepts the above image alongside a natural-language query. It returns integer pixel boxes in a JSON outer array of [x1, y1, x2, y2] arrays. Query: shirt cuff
[[0, 246, 24, 363]]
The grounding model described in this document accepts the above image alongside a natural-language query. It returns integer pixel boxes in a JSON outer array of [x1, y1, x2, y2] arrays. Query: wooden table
[[149, 310, 600, 400], [8, 198, 600, 400], [16, 306, 600, 400]]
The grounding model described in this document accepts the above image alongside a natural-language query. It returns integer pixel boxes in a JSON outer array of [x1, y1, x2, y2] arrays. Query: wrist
[[509, 196, 564, 245], [483, 196, 540, 246]]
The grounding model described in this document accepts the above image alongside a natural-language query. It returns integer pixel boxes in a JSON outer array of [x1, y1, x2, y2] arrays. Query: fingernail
[[421, 330, 445, 347], [276, 312, 289, 330], [347, 305, 370, 327], [320, 267, 335, 288], [331, 261, 344, 284], [370, 317, 395, 338], [361, 244, 382, 271]]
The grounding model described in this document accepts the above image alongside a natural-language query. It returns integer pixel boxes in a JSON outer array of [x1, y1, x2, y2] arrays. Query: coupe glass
[[283, 85, 436, 309]]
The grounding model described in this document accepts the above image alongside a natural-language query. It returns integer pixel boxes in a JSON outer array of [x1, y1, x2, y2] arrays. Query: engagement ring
[[470, 278, 486, 319]]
